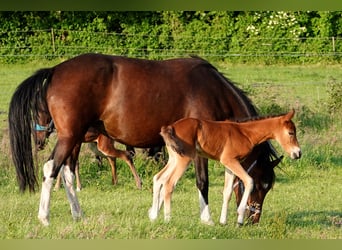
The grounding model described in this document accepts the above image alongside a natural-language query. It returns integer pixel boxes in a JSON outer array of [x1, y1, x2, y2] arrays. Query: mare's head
[[33, 109, 54, 150], [236, 144, 283, 224], [274, 109, 301, 159]]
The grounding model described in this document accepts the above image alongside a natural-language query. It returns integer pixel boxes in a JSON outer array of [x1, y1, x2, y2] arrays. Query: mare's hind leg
[[38, 159, 55, 226], [194, 156, 214, 225], [38, 136, 82, 226], [61, 143, 82, 220], [96, 134, 142, 189]]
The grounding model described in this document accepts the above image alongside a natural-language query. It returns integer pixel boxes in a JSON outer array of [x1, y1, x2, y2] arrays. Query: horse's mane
[[233, 112, 289, 123], [190, 55, 257, 117], [190, 55, 280, 186]]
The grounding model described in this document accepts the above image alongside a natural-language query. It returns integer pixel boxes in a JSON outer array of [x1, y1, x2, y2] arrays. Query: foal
[[149, 109, 301, 226]]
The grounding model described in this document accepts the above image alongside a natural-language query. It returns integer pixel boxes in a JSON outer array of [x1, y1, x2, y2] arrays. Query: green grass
[[0, 61, 341, 239]]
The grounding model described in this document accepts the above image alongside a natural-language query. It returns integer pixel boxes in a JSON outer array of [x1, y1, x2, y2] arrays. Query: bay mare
[[9, 53, 281, 226], [149, 111, 301, 225]]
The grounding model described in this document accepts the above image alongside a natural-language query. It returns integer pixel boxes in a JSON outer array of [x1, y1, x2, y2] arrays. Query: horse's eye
[[288, 131, 294, 136]]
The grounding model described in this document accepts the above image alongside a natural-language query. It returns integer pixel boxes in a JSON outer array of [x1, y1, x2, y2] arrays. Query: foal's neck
[[237, 117, 279, 146]]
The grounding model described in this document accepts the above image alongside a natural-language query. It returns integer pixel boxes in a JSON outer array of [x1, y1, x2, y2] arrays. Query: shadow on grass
[[286, 210, 341, 228]]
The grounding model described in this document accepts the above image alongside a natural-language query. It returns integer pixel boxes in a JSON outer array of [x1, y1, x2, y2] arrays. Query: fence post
[[332, 36, 335, 53], [51, 28, 56, 53]]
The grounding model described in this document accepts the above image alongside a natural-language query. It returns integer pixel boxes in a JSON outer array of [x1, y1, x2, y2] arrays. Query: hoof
[[201, 219, 215, 226], [148, 208, 157, 222], [38, 216, 50, 226]]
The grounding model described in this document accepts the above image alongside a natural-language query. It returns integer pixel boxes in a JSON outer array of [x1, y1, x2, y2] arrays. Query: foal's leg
[[54, 170, 62, 191], [220, 158, 253, 226], [74, 161, 81, 192], [219, 168, 235, 225], [149, 161, 171, 221], [163, 156, 191, 222], [107, 157, 118, 185], [96, 135, 142, 189]]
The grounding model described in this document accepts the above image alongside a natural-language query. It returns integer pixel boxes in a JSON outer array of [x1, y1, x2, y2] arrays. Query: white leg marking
[[62, 164, 82, 220], [149, 173, 163, 221], [198, 190, 214, 225], [38, 160, 54, 226], [219, 169, 235, 225], [236, 175, 253, 225]]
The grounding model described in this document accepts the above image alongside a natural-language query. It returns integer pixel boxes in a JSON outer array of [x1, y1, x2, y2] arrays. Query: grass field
[[0, 60, 341, 239]]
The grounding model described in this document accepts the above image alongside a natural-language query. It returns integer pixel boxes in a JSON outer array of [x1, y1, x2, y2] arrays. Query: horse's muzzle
[[291, 147, 302, 159]]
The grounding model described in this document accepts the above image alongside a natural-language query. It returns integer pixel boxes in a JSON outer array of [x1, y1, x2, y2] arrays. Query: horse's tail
[[160, 125, 186, 156], [8, 68, 53, 192]]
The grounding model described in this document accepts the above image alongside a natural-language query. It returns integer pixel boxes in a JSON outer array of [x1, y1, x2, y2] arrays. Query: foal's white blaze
[[38, 160, 54, 226]]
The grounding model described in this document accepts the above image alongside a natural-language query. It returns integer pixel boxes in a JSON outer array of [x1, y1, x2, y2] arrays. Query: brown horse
[[34, 115, 142, 191], [9, 53, 281, 225], [149, 110, 301, 225]]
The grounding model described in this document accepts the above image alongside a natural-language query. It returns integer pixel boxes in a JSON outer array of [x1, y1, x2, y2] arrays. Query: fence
[[1, 29, 342, 63]]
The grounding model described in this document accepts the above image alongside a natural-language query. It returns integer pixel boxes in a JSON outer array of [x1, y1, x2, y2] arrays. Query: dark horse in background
[[9, 53, 281, 226]]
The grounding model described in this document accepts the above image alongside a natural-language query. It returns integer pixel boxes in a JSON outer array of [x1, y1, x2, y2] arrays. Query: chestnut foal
[[149, 109, 301, 226]]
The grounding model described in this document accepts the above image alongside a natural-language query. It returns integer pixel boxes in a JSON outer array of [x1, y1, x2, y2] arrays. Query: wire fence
[[1, 29, 342, 62]]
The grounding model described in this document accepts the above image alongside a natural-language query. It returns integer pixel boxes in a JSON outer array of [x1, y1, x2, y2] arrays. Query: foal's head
[[274, 109, 301, 159]]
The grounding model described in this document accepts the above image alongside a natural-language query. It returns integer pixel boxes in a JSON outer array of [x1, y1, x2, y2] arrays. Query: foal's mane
[[233, 112, 288, 123]]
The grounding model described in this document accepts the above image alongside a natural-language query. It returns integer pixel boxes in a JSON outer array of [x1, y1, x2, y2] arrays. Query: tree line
[[0, 11, 341, 63]]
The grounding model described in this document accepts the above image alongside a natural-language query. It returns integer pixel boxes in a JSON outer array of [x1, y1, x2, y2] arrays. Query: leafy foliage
[[1, 11, 342, 63]]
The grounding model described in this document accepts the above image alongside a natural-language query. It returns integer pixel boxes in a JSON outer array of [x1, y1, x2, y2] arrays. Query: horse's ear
[[284, 108, 295, 120]]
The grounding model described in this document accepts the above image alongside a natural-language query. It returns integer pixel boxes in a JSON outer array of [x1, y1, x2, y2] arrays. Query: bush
[[327, 77, 342, 114], [1, 11, 342, 64]]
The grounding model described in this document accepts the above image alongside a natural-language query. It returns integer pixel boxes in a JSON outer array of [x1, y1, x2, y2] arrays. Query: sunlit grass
[[0, 62, 341, 239]]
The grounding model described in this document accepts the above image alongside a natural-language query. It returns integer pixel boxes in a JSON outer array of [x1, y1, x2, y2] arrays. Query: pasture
[[0, 60, 341, 239]]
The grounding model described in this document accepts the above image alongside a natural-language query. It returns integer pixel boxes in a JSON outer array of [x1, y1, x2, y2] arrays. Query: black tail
[[8, 68, 53, 192], [160, 126, 185, 156]]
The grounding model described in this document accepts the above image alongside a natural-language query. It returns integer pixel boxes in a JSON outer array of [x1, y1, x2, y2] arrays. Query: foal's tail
[[8, 68, 53, 192], [160, 126, 186, 156]]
